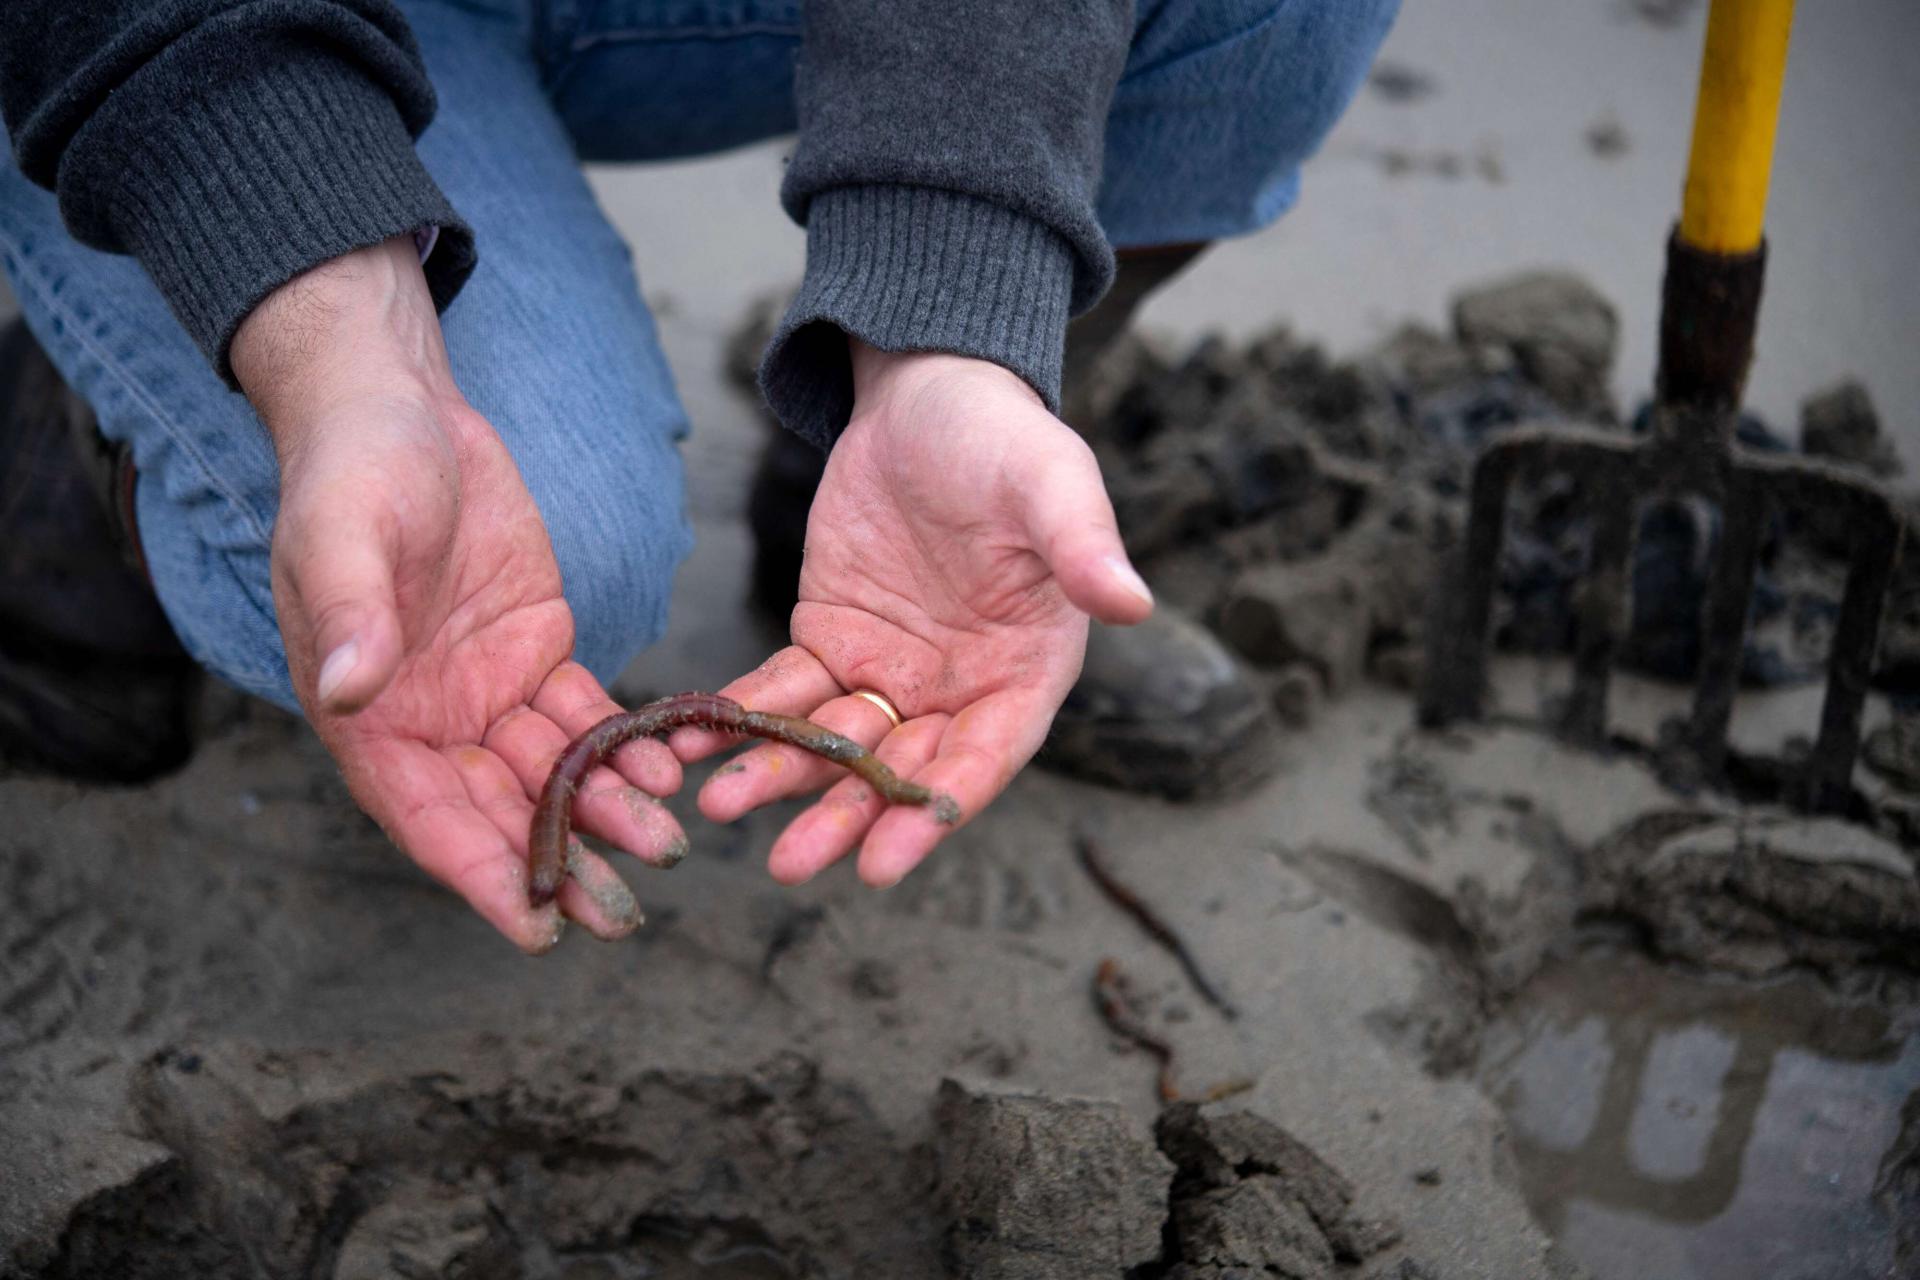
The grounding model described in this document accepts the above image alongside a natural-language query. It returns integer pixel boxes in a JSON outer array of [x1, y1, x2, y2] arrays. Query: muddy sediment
[[47, 1048, 933, 1279], [6, 272, 1918, 1277]]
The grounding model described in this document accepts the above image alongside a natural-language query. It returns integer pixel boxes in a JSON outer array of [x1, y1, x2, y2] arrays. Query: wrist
[[232, 236, 459, 453], [848, 340, 1044, 416]]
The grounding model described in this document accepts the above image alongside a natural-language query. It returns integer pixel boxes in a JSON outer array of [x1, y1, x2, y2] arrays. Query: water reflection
[[1479, 948, 1919, 1280]]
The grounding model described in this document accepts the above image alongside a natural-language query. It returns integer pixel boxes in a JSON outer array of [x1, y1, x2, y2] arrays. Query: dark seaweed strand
[[529, 692, 959, 907], [1076, 835, 1238, 1021], [1092, 957, 1180, 1103]]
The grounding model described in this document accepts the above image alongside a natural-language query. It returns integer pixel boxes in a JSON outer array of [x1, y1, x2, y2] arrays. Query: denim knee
[[539, 430, 695, 687], [1101, 0, 1399, 245], [461, 351, 695, 690], [128, 429, 297, 711]]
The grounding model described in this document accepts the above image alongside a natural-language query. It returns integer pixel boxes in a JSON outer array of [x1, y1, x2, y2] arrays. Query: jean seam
[[568, 21, 799, 50], [546, 19, 797, 98], [0, 231, 286, 684], [0, 232, 276, 554], [1124, 0, 1290, 83]]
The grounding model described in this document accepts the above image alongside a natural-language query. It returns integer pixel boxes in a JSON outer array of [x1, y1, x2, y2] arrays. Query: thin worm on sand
[[1091, 958, 1254, 1106], [1077, 834, 1238, 1021], [530, 692, 960, 907], [1093, 957, 1182, 1102]]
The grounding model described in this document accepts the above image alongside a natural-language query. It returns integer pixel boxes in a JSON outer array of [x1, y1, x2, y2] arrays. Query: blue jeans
[[0, 0, 1395, 713]]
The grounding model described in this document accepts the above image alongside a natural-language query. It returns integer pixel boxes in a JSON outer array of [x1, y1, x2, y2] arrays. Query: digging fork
[[1420, 0, 1905, 812]]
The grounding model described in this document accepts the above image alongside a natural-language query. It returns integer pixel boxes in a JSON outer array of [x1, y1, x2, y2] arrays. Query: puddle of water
[[1478, 947, 1920, 1280]]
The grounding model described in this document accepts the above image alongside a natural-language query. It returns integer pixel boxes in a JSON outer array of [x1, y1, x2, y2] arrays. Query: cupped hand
[[233, 237, 687, 952], [672, 340, 1153, 888]]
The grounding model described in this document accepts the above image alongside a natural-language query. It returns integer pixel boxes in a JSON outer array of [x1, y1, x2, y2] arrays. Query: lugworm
[[530, 692, 959, 907]]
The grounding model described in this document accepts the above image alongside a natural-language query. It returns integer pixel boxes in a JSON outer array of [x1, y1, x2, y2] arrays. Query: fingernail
[[620, 789, 690, 869], [1106, 556, 1154, 606], [316, 639, 360, 704], [655, 833, 690, 869]]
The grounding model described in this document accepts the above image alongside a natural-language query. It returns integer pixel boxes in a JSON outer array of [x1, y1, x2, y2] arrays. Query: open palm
[[272, 397, 687, 951], [673, 346, 1153, 888]]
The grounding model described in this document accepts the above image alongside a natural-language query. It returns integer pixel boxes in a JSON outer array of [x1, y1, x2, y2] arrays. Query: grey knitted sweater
[[0, 0, 1131, 446]]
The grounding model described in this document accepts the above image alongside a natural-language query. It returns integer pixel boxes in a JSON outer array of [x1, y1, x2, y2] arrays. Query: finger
[[483, 706, 689, 868], [531, 661, 683, 797], [666, 645, 843, 762], [353, 740, 565, 953], [857, 688, 1055, 888], [443, 744, 643, 940], [765, 713, 948, 886], [277, 515, 405, 715], [557, 837, 646, 940], [1018, 436, 1155, 627], [698, 691, 900, 823]]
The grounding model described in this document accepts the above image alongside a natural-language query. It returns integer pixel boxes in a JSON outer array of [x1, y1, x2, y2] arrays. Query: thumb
[[1019, 438, 1155, 626], [278, 514, 406, 715]]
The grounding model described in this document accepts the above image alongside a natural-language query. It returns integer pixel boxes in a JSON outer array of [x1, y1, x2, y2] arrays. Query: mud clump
[[931, 1084, 1412, 1280], [1878, 1092, 1920, 1276], [1584, 811, 1920, 980], [933, 1079, 1172, 1279], [1450, 272, 1619, 420], [1085, 328, 1442, 717], [1216, 501, 1436, 698], [1866, 706, 1920, 792], [1153, 1104, 1402, 1280], [1801, 379, 1901, 478]]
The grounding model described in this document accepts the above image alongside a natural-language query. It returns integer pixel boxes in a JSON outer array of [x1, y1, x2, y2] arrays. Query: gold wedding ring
[[851, 688, 904, 729]]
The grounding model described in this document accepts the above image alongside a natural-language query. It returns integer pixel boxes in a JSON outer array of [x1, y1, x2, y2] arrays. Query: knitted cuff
[[759, 185, 1075, 449]]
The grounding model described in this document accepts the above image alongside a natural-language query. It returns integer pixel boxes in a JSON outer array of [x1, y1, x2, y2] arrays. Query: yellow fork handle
[[1679, 0, 1794, 254]]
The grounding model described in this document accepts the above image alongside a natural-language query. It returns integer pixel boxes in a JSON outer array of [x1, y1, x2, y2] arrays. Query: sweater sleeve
[[0, 0, 476, 385], [759, 0, 1133, 448]]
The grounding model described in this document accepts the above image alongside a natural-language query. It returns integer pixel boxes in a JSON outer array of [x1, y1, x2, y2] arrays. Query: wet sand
[[6, 6, 1920, 1274]]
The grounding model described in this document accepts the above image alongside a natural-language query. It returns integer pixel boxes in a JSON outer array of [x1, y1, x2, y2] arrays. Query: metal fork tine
[[1686, 472, 1769, 775], [1423, 423, 1899, 817], [1804, 496, 1903, 810], [1565, 469, 1637, 745], [1421, 440, 1519, 725]]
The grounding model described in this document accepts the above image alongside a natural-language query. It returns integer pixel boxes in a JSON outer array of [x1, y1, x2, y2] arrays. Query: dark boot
[[1060, 242, 1208, 432], [0, 319, 199, 782], [746, 425, 825, 621], [1040, 608, 1278, 799]]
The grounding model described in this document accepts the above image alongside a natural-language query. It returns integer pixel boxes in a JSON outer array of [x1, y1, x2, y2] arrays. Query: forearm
[[0, 0, 475, 382]]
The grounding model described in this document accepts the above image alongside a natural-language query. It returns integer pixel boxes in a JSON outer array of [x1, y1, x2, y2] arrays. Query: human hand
[[232, 237, 687, 952], [671, 340, 1153, 887]]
